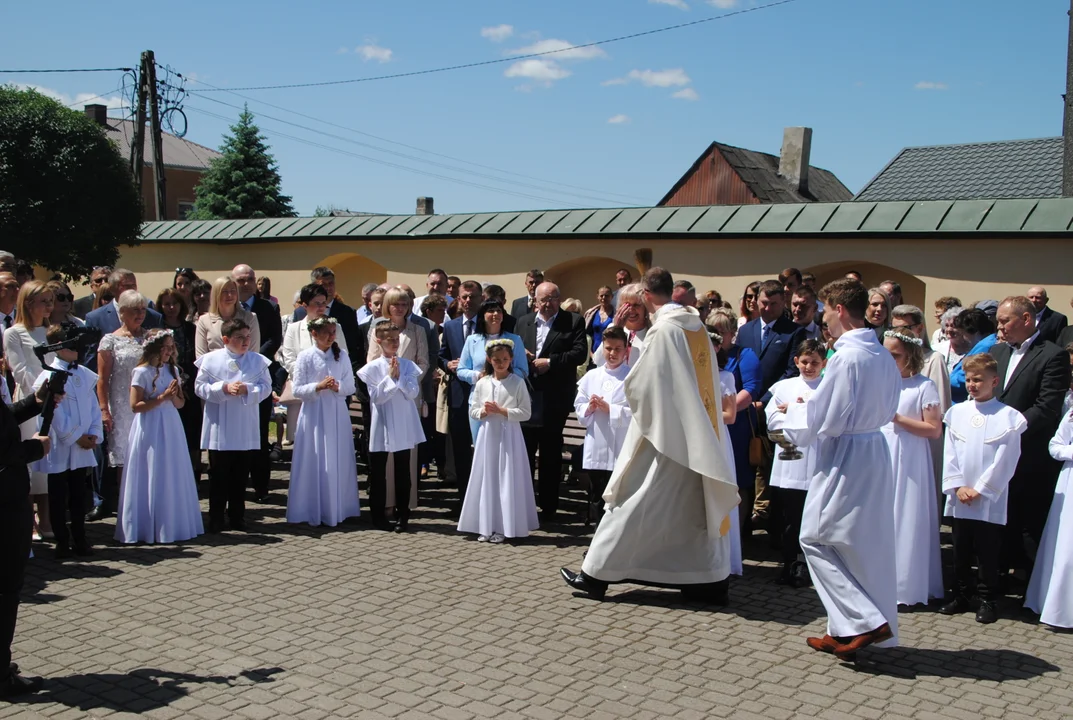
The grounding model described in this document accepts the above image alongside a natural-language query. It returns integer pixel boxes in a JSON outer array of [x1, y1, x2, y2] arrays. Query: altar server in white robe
[[940, 353, 1026, 624], [1025, 407, 1073, 628], [458, 338, 538, 542], [881, 331, 944, 607], [765, 339, 826, 587], [116, 330, 204, 544], [560, 268, 739, 603], [575, 327, 632, 525], [195, 318, 272, 533], [357, 320, 425, 532], [781, 279, 901, 660], [287, 317, 360, 527]]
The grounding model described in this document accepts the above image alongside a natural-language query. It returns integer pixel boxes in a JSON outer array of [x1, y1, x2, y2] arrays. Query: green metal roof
[[141, 198, 1073, 243]]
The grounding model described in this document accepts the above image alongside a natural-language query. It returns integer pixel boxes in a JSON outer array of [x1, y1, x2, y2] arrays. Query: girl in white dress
[[116, 330, 204, 544], [287, 317, 360, 527], [882, 331, 944, 607], [1025, 409, 1073, 628], [766, 339, 827, 586], [458, 339, 539, 543], [709, 327, 743, 576]]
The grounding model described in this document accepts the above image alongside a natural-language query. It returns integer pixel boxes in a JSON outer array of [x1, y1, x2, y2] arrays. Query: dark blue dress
[[724, 345, 761, 491], [590, 310, 613, 351]]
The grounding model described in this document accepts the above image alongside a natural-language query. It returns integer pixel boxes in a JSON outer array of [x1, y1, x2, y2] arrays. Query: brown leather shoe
[[834, 623, 893, 659], [806, 635, 845, 655]]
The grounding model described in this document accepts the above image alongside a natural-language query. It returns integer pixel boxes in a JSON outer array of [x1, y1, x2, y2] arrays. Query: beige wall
[[100, 234, 1073, 333]]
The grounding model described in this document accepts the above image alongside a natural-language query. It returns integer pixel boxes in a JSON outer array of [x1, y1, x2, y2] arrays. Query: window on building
[[177, 201, 195, 219]]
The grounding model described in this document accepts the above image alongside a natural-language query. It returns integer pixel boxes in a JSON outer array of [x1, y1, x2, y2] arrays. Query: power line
[[189, 93, 638, 206], [65, 86, 125, 109], [185, 104, 592, 208], [0, 67, 134, 74], [188, 78, 650, 205], [188, 0, 800, 93]]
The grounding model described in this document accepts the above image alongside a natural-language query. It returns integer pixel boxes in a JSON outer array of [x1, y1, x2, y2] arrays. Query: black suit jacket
[[73, 294, 95, 320], [501, 313, 517, 335], [1036, 306, 1068, 345], [515, 311, 587, 419], [990, 337, 1070, 475], [510, 296, 533, 320], [737, 315, 804, 402], [247, 297, 283, 360]]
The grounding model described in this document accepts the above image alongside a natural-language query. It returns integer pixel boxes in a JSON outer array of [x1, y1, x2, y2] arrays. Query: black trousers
[[48, 468, 90, 549], [0, 490, 32, 678], [1003, 470, 1058, 572], [249, 397, 273, 496], [208, 450, 253, 523], [524, 412, 567, 514], [952, 518, 1003, 601], [774, 487, 807, 573], [369, 449, 411, 523], [447, 405, 473, 501]]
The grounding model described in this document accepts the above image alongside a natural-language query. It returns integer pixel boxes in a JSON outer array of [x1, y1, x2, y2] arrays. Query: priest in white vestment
[[560, 268, 739, 602], [782, 279, 902, 660]]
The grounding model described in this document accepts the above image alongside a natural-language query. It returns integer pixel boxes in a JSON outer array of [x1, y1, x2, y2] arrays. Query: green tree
[[190, 105, 295, 220], [0, 86, 142, 277]]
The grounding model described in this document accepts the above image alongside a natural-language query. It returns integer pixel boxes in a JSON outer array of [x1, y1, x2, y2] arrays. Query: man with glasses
[[73, 266, 112, 320], [516, 282, 587, 522]]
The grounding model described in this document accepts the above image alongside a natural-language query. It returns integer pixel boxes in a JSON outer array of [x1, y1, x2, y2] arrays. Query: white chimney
[[779, 127, 813, 196]]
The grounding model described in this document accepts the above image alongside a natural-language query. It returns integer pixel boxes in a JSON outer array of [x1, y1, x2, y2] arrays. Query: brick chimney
[[778, 127, 813, 196], [416, 196, 434, 215], [84, 104, 108, 126]]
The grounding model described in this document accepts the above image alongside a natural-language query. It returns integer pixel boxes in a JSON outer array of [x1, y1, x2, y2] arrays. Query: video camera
[[33, 324, 102, 435]]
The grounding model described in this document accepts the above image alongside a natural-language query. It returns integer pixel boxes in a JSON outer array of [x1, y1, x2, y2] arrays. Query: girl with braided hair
[[115, 329, 203, 544]]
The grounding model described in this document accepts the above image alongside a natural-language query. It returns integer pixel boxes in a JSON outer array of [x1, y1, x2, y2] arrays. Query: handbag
[[435, 373, 449, 434], [747, 406, 773, 467]]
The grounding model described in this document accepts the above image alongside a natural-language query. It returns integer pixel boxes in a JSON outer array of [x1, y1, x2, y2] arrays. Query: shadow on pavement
[[847, 647, 1060, 680], [10, 666, 285, 713]]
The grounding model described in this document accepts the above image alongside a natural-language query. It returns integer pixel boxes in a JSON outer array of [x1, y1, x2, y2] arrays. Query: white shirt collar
[[1010, 331, 1040, 352], [537, 312, 558, 326]]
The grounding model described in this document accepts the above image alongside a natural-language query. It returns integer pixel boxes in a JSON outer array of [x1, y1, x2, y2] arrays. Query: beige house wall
[[99, 235, 1073, 333]]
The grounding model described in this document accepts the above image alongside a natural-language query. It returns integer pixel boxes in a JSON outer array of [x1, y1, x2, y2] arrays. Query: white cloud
[[508, 38, 606, 61], [16, 84, 128, 111], [504, 59, 572, 83], [601, 77, 629, 86], [707, 0, 739, 8], [356, 44, 393, 63], [915, 81, 949, 90], [481, 24, 514, 42], [672, 87, 699, 101], [650, 0, 690, 9], [614, 68, 691, 87], [607, 114, 631, 124]]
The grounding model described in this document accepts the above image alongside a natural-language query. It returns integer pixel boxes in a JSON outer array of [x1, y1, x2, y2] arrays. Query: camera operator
[[1, 382, 52, 697]]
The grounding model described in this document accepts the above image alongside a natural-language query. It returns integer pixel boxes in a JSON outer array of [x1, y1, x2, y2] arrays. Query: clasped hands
[[525, 349, 550, 375], [480, 400, 508, 419], [225, 381, 249, 396], [316, 375, 340, 393], [955, 487, 981, 505], [585, 394, 610, 417]]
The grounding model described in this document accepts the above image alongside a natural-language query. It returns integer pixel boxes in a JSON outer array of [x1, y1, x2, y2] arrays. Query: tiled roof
[[855, 137, 1063, 202], [658, 142, 854, 205], [138, 198, 1073, 243], [104, 117, 222, 171]]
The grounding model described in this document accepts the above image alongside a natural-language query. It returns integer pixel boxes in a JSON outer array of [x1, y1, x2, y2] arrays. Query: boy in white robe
[[32, 323, 103, 559], [194, 318, 272, 533], [782, 279, 902, 660], [574, 327, 632, 525], [939, 353, 1026, 624], [765, 338, 825, 587], [357, 320, 425, 532]]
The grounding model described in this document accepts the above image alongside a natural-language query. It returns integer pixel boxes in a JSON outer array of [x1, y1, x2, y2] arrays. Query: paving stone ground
[[4, 465, 1073, 720]]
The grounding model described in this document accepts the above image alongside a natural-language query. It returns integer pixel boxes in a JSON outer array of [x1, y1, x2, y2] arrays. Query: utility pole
[[1064, 0, 1073, 196], [129, 50, 168, 219]]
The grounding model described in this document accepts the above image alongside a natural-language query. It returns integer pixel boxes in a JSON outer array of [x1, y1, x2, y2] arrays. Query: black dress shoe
[[939, 596, 972, 615], [976, 600, 999, 624], [0, 670, 43, 698], [559, 567, 607, 600], [73, 544, 94, 557], [254, 493, 271, 504], [54, 545, 73, 560], [85, 506, 110, 522], [207, 519, 224, 534], [229, 519, 247, 532]]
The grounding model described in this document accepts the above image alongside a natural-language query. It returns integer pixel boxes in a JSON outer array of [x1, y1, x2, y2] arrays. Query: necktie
[[3, 315, 10, 330], [629, 330, 636, 345], [464, 319, 473, 339], [761, 323, 769, 346]]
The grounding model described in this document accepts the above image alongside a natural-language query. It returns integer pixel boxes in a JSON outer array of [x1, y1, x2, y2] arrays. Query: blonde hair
[[208, 276, 239, 316], [381, 286, 412, 318], [706, 307, 738, 337], [561, 298, 583, 314], [15, 280, 53, 329]]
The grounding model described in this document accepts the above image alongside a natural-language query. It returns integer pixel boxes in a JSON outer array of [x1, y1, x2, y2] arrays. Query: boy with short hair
[[357, 320, 425, 532], [939, 353, 1027, 623], [33, 323, 103, 559], [194, 318, 272, 533], [574, 326, 632, 523]]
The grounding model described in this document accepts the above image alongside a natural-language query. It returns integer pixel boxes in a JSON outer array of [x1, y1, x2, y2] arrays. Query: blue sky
[[2, 0, 1068, 215]]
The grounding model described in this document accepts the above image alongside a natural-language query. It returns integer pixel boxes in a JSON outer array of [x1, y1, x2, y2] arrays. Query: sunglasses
[[54, 293, 75, 302], [175, 267, 194, 274]]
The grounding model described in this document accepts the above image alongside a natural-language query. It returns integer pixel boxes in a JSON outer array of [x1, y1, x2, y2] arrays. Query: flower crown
[[485, 338, 514, 351], [883, 329, 923, 346], [144, 328, 174, 343], [308, 316, 339, 329]]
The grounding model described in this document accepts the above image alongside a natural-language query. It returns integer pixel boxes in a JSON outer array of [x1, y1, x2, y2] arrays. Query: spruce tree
[[190, 105, 295, 220]]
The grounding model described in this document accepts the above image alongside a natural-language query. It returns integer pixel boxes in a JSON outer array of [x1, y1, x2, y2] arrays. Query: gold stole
[[683, 327, 734, 536]]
